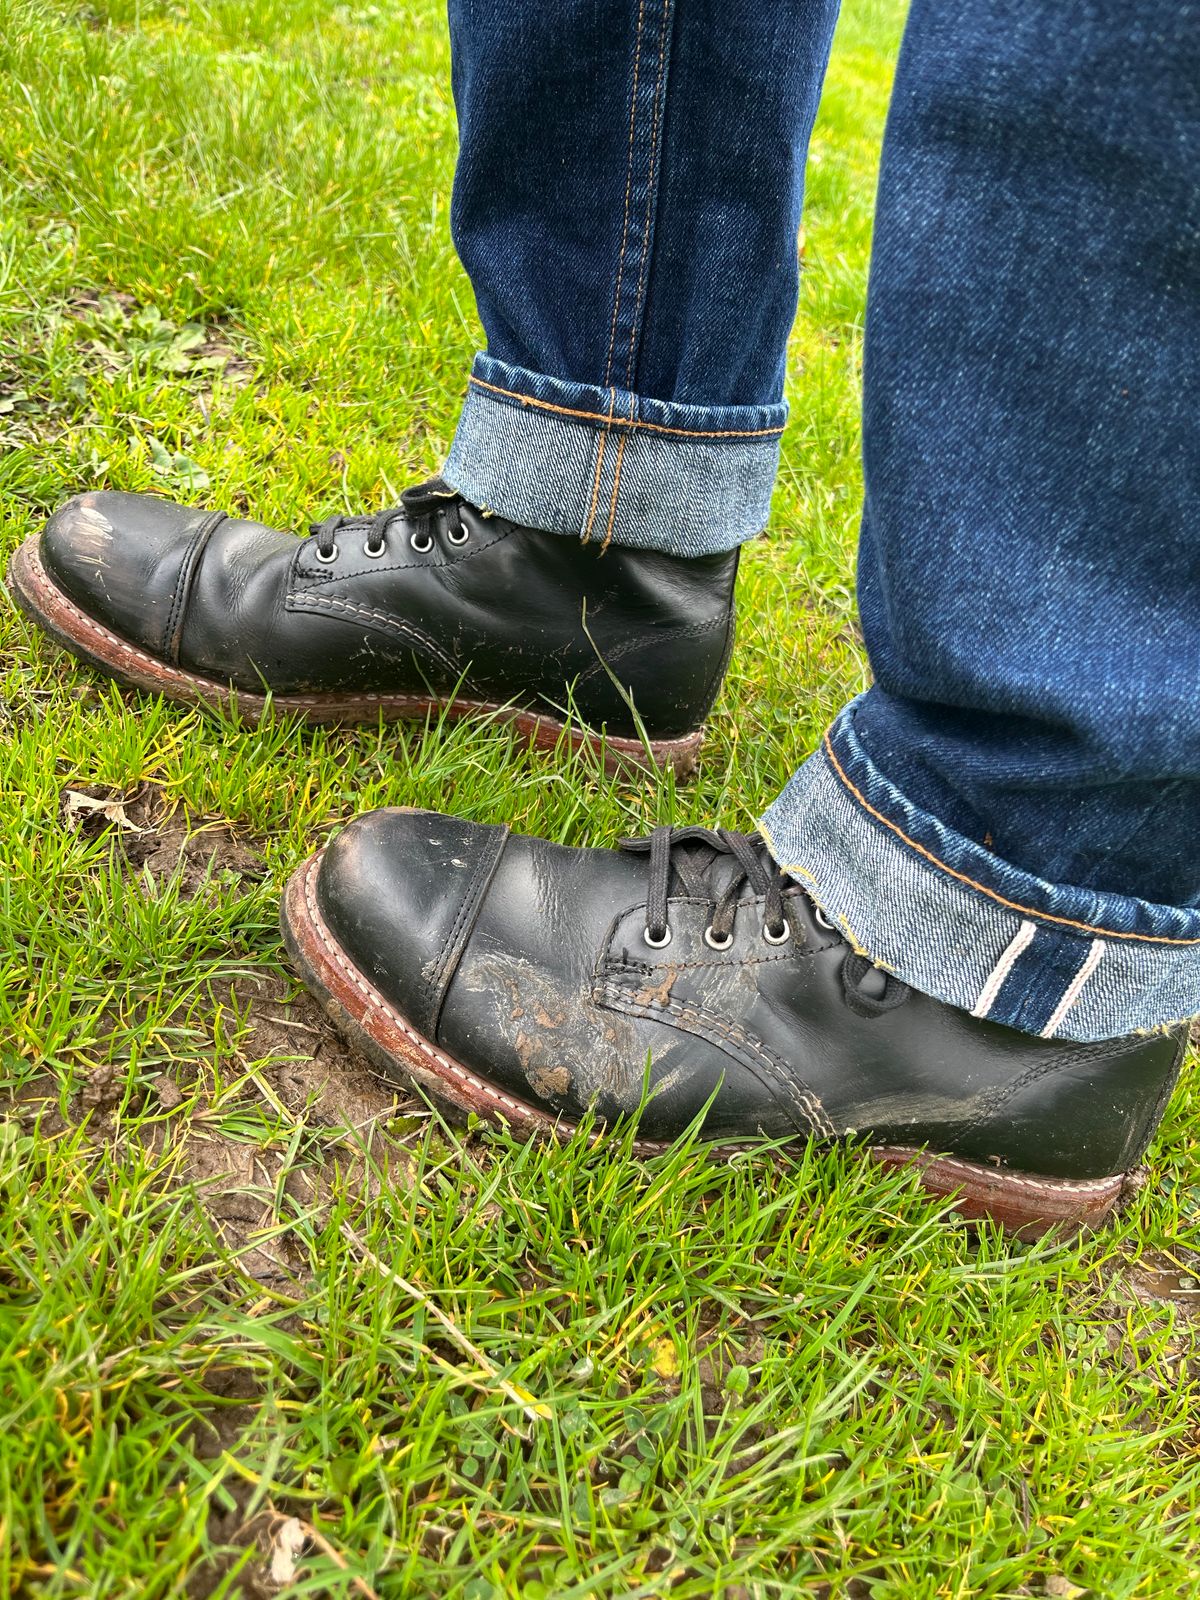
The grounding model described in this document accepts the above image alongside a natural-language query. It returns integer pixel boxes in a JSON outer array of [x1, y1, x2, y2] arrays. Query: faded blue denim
[[443, 0, 1200, 1041], [445, 0, 840, 552]]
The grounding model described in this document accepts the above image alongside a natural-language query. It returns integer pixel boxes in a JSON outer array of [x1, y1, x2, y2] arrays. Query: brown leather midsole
[[280, 849, 1127, 1234]]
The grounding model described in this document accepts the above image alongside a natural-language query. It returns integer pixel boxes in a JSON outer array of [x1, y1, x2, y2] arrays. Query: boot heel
[[870, 1145, 1128, 1236]]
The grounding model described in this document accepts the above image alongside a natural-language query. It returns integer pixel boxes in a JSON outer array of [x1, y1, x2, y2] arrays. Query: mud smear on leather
[[633, 966, 678, 1009], [461, 947, 637, 1102], [526, 1063, 572, 1098]]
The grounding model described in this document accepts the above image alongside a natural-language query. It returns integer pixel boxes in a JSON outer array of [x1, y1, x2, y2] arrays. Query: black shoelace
[[620, 825, 797, 950], [307, 477, 465, 561]]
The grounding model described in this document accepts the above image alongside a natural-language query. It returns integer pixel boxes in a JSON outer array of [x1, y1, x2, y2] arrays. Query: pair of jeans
[[443, 0, 1200, 1043]]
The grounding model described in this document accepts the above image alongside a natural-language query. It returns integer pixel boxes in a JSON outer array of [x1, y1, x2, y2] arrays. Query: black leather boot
[[281, 807, 1186, 1235], [8, 479, 738, 776]]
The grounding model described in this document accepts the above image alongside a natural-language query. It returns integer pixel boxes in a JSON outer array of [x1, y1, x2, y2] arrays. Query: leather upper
[[40, 489, 739, 738], [315, 808, 1186, 1179]]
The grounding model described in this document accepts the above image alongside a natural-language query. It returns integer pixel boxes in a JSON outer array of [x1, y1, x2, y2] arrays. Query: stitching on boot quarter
[[597, 976, 836, 1138]]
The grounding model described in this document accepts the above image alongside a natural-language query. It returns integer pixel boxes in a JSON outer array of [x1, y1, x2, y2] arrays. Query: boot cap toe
[[315, 807, 509, 1038], [41, 491, 212, 652]]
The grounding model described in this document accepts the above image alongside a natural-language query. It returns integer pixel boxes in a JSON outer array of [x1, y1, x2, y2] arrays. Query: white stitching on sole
[[873, 1148, 1120, 1197]]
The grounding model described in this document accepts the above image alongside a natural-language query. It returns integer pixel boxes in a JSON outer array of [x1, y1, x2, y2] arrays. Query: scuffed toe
[[315, 807, 510, 1038], [40, 490, 214, 655]]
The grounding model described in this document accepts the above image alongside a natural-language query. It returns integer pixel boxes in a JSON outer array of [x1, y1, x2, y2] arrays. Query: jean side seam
[[466, 376, 786, 439], [821, 731, 1200, 947], [604, 0, 648, 387], [599, 435, 629, 553], [600, 390, 638, 553], [623, 0, 674, 389], [582, 387, 618, 544], [582, 430, 607, 542]]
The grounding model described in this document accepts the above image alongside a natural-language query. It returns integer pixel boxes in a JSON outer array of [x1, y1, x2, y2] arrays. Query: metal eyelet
[[703, 926, 734, 951], [643, 925, 672, 949], [314, 543, 339, 564], [410, 530, 434, 554], [813, 906, 836, 931], [363, 537, 387, 559], [446, 524, 470, 546], [762, 921, 790, 946]]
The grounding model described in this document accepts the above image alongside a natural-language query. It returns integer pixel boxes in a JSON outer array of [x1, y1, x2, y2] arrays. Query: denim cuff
[[443, 353, 786, 556], [760, 697, 1200, 1042]]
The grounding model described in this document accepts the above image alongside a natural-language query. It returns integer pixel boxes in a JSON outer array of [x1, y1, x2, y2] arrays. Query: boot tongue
[[667, 837, 751, 902], [400, 476, 459, 515]]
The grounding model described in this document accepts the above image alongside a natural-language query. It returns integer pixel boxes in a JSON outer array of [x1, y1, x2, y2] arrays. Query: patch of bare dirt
[[1125, 1244, 1200, 1398], [8, 982, 420, 1275], [1090, 1242, 1200, 1450], [13, 784, 429, 1289], [181, 971, 425, 1252], [60, 782, 268, 895], [1127, 1245, 1200, 1319], [232, 971, 396, 1131], [6, 941, 423, 1594], [11, 780, 431, 1595], [10, 971, 422, 1286]]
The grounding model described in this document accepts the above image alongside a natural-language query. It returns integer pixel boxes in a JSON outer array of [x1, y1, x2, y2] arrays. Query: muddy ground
[[8, 785, 429, 1593]]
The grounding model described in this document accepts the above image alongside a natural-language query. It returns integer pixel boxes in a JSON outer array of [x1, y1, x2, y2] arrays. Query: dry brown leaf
[[61, 788, 145, 834], [268, 1516, 307, 1584]]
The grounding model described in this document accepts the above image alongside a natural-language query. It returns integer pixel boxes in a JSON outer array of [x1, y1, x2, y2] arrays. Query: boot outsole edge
[[279, 849, 1130, 1238]]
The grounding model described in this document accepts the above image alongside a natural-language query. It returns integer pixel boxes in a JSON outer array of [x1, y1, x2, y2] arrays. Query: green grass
[[1, 0, 1198, 1594]]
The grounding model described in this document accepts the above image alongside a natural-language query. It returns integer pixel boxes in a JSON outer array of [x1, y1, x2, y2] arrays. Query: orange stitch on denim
[[468, 376, 784, 439], [599, 435, 628, 554], [581, 388, 617, 543], [581, 434, 608, 543], [605, 0, 647, 387], [624, 0, 672, 388], [821, 731, 1200, 946], [599, 392, 636, 554]]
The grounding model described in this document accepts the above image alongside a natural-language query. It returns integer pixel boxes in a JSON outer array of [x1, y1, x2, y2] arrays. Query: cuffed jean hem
[[443, 353, 787, 556], [759, 696, 1200, 1042]]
